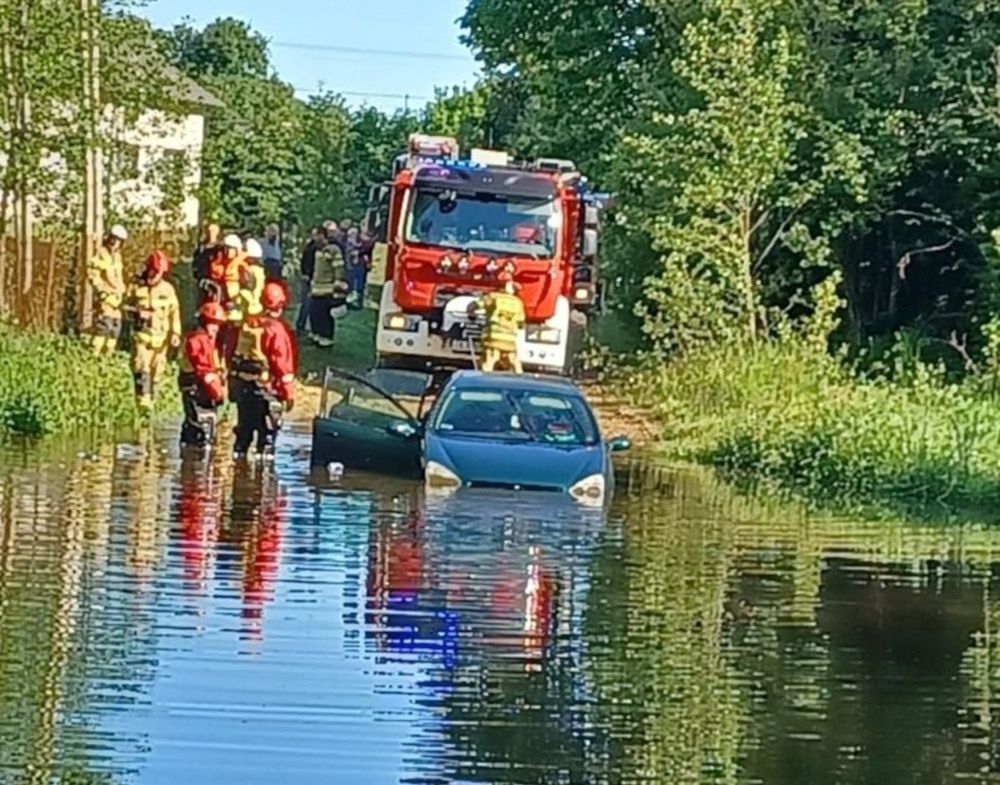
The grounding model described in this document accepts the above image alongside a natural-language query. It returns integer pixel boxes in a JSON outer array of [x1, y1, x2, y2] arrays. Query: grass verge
[[628, 339, 1000, 519], [0, 327, 180, 437]]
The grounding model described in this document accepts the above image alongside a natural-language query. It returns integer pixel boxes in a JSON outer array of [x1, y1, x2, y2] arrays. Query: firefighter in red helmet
[[179, 301, 229, 448], [126, 250, 181, 412], [233, 281, 298, 459]]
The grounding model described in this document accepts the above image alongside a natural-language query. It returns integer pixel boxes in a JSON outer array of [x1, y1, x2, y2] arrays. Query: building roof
[[161, 63, 223, 109]]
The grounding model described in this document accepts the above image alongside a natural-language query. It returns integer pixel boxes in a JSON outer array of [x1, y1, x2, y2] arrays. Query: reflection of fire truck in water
[[367, 134, 607, 374], [365, 515, 558, 669]]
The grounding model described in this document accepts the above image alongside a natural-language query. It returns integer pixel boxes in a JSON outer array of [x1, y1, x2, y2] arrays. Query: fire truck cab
[[366, 134, 604, 375]]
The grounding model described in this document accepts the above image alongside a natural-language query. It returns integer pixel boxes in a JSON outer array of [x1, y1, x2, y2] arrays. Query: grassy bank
[[0, 327, 180, 436], [628, 340, 1000, 517]]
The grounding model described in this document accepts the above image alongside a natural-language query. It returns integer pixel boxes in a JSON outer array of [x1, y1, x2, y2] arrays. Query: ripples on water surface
[[1, 426, 1000, 784]]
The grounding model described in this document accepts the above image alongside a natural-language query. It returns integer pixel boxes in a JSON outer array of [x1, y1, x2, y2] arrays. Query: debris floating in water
[[327, 462, 345, 480]]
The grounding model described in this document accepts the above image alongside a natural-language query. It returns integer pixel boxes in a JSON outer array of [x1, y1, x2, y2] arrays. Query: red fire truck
[[366, 134, 604, 375]]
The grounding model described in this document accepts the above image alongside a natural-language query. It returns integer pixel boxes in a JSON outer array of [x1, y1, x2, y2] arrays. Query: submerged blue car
[[311, 369, 630, 504]]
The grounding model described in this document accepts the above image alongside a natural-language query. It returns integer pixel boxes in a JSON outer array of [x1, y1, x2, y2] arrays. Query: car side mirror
[[582, 228, 598, 258], [387, 421, 420, 440], [608, 436, 631, 453]]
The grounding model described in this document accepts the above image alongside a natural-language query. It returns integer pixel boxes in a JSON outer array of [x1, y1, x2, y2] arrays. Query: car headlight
[[569, 474, 605, 504], [526, 326, 562, 344], [425, 460, 462, 489]]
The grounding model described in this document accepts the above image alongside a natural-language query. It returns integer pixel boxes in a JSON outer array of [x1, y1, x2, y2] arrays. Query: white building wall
[[108, 107, 206, 229], [1, 106, 207, 230]]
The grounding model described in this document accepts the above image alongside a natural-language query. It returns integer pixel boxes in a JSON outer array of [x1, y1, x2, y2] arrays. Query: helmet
[[109, 224, 128, 241], [144, 250, 171, 277], [261, 281, 289, 311], [197, 301, 228, 324], [223, 233, 242, 250], [244, 238, 263, 260]]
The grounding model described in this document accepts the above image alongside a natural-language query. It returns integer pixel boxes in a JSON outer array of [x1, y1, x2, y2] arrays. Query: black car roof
[[446, 371, 584, 396]]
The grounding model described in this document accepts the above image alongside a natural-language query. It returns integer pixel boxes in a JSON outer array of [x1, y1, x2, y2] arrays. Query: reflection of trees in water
[[585, 468, 1000, 785], [0, 439, 167, 782], [584, 475, 748, 785]]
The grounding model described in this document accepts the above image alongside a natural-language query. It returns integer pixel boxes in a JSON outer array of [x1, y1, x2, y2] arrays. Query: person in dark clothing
[[296, 225, 322, 333], [193, 222, 222, 286]]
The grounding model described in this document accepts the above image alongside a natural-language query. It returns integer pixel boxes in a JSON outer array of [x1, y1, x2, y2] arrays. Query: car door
[[311, 368, 426, 478]]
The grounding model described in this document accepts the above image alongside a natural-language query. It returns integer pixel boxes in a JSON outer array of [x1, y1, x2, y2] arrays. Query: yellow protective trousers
[[132, 342, 169, 411]]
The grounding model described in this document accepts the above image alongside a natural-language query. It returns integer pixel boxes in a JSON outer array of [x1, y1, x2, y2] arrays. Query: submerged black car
[[311, 369, 630, 505]]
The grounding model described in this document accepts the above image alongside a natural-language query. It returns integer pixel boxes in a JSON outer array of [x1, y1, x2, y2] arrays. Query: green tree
[[160, 17, 269, 80], [623, 0, 821, 349]]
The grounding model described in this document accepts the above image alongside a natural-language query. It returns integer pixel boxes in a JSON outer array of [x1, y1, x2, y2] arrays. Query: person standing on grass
[[345, 226, 363, 307], [309, 229, 349, 348], [296, 225, 322, 334], [261, 223, 283, 282], [193, 222, 222, 289], [87, 224, 128, 355]]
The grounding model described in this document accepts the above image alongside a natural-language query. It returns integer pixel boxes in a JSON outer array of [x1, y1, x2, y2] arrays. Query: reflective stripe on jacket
[[128, 279, 181, 349], [232, 317, 268, 382], [223, 253, 249, 321], [311, 245, 347, 298], [481, 291, 525, 353], [88, 247, 125, 314]]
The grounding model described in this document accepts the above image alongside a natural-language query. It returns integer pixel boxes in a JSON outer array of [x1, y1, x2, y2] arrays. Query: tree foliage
[[462, 0, 1000, 355]]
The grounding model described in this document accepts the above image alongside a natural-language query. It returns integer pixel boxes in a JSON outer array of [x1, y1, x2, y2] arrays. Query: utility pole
[[79, 0, 103, 332], [16, 0, 32, 306]]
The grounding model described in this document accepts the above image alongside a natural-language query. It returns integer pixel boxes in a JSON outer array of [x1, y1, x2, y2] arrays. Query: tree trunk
[[741, 208, 758, 343], [79, 0, 102, 333]]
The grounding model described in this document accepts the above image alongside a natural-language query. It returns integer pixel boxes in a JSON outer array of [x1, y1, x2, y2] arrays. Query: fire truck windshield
[[406, 188, 559, 259]]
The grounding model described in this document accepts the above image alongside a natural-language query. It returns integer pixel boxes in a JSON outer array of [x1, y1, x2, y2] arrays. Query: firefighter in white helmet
[[87, 224, 128, 355]]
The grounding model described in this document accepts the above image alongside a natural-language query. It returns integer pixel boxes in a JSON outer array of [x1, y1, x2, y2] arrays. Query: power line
[[293, 86, 433, 102], [271, 41, 475, 63]]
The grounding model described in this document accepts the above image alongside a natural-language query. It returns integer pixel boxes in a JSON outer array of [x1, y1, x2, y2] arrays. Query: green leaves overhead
[[463, 0, 1000, 353]]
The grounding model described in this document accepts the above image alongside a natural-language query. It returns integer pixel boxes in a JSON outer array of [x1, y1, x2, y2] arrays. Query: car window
[[433, 387, 599, 445], [324, 373, 415, 429]]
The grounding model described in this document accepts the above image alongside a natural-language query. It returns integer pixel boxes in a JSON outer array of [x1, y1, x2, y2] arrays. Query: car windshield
[[406, 188, 559, 259], [433, 388, 599, 445]]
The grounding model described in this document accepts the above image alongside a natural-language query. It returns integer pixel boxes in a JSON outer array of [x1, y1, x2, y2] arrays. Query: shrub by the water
[[632, 339, 1000, 516], [0, 327, 179, 436]]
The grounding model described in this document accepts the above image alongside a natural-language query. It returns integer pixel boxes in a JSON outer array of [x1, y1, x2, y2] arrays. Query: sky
[[140, 0, 482, 113]]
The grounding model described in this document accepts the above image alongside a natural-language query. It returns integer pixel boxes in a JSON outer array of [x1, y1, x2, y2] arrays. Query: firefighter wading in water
[[232, 282, 298, 460], [86, 224, 128, 355], [474, 271, 526, 373], [178, 301, 228, 448], [125, 251, 182, 412]]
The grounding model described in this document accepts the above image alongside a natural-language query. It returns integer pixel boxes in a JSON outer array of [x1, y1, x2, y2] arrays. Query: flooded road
[[2, 427, 1000, 784]]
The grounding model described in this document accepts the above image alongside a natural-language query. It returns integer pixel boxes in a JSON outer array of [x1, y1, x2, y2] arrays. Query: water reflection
[[2, 436, 1000, 783]]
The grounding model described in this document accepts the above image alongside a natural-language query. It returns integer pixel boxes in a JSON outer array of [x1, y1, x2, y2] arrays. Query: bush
[[632, 338, 1000, 517], [0, 327, 180, 437]]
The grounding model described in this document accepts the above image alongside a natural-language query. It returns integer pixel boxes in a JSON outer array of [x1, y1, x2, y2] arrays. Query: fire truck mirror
[[583, 228, 599, 259], [584, 204, 600, 228]]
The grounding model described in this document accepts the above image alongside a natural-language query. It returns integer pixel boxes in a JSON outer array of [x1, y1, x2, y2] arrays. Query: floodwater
[[2, 426, 1000, 785]]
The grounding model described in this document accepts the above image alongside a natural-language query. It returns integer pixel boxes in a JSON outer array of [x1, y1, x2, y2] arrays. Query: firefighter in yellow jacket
[[87, 224, 128, 355], [126, 250, 182, 412], [474, 271, 526, 373], [240, 238, 267, 319], [309, 232, 349, 347]]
